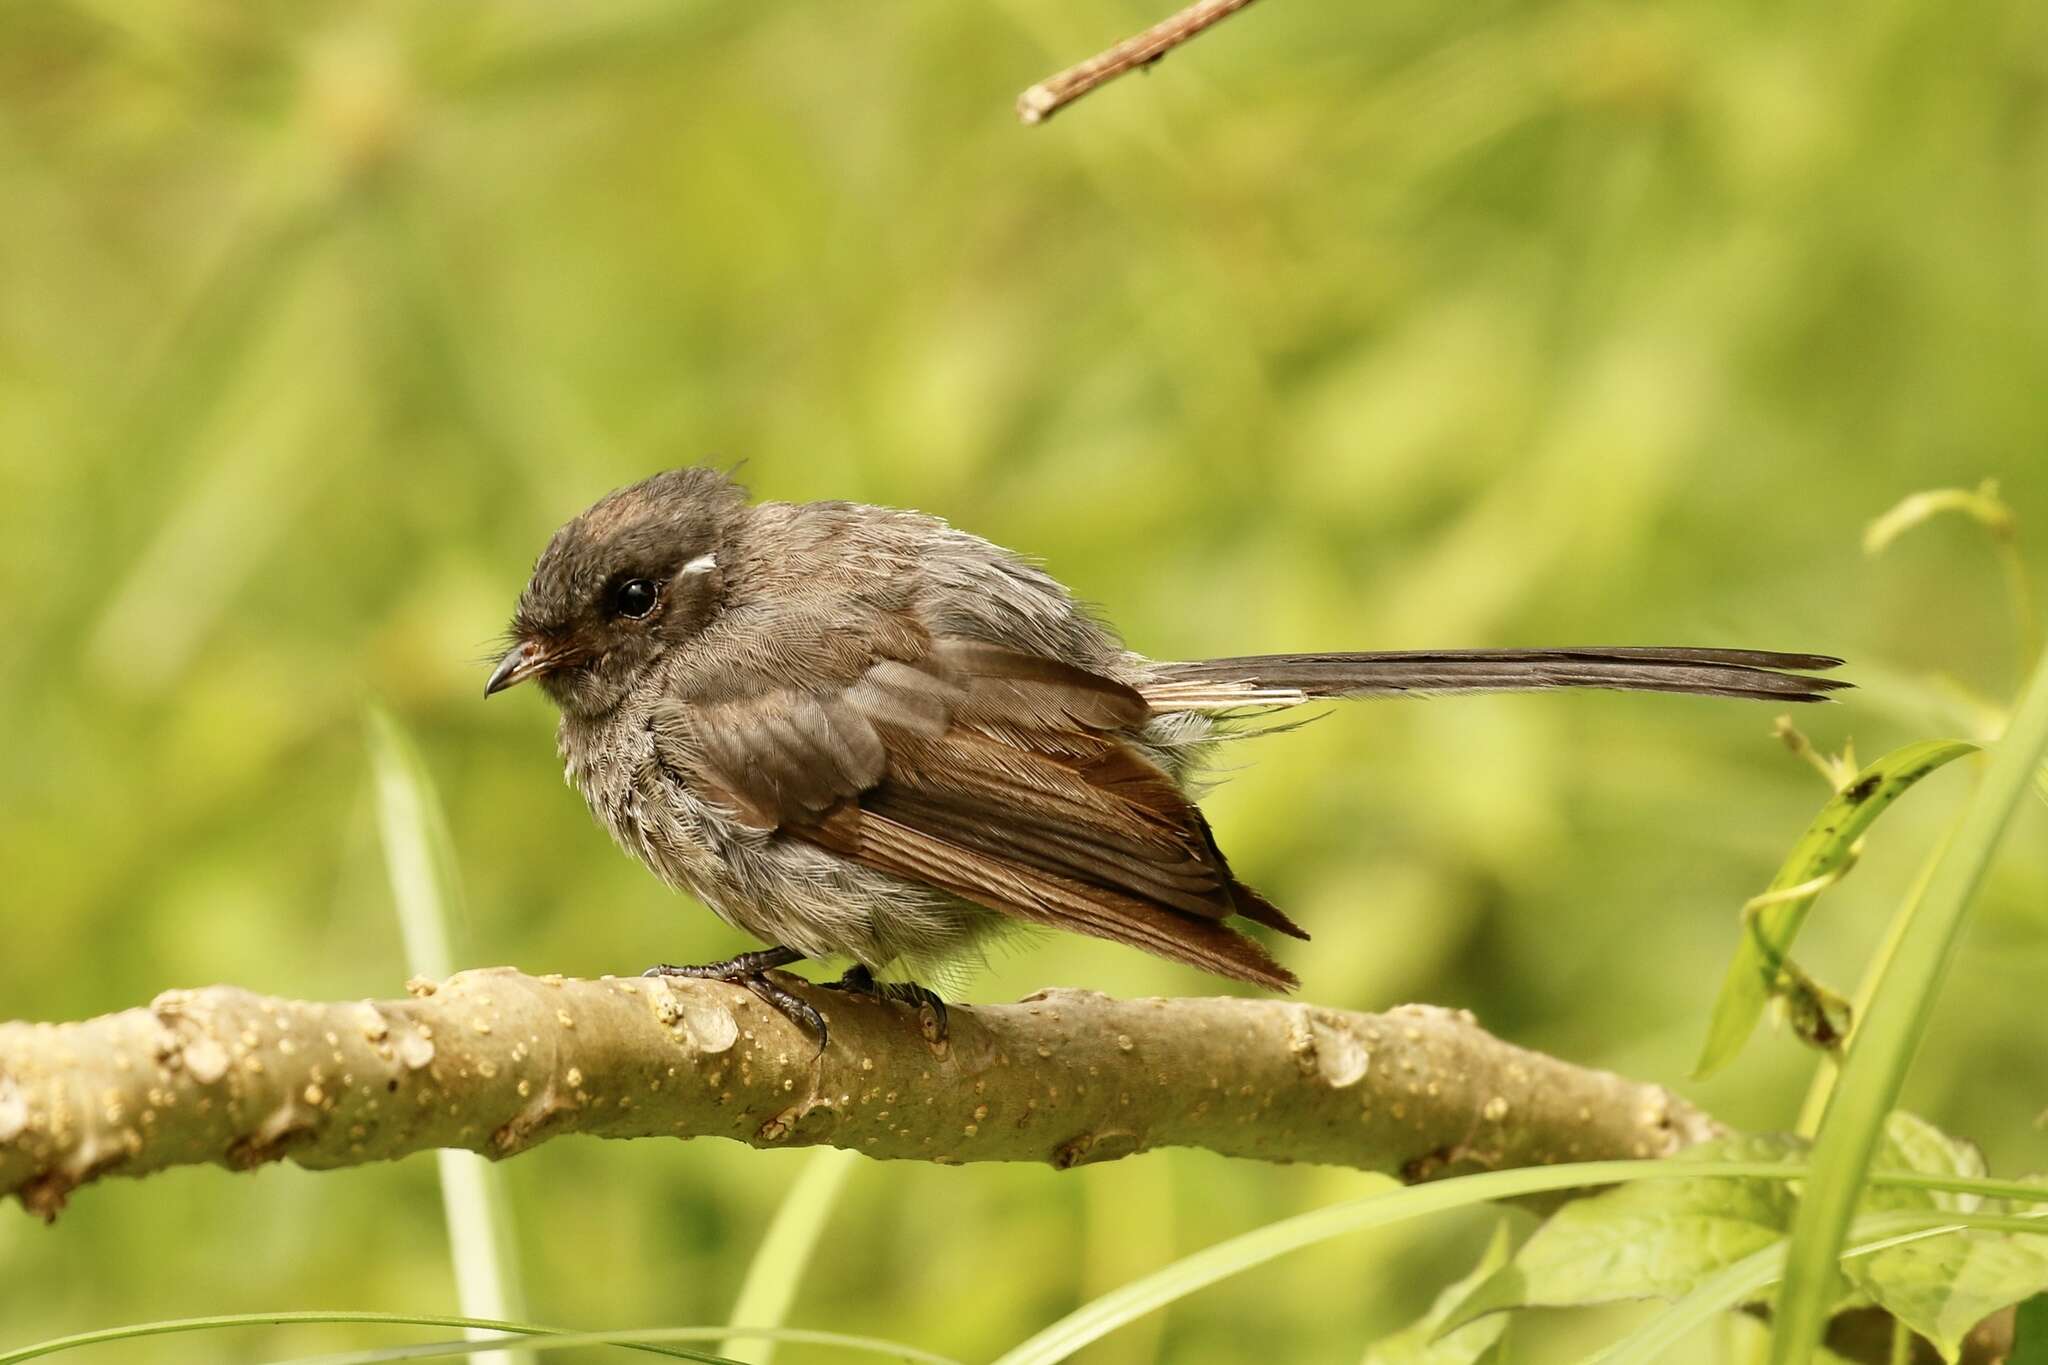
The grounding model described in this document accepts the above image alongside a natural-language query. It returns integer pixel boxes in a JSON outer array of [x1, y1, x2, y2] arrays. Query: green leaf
[[1362, 1221, 1513, 1365], [2014, 1292, 2048, 1365], [1694, 739, 1978, 1078], [1445, 1134, 1806, 1328], [1772, 642, 2048, 1364], [1838, 1119, 2048, 1361], [1600, 1211, 2048, 1365], [1851, 1215, 2048, 1362], [1839, 1120, 2042, 1363], [1436, 1116, 2021, 1348], [1865, 1113, 1989, 1215]]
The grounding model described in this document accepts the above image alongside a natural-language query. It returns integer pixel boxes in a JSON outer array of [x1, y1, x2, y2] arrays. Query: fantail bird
[[488, 467, 1845, 1042]]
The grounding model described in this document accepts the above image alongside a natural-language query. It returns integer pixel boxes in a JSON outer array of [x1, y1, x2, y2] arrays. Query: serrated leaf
[[1867, 1112, 1990, 1215], [1594, 1209, 2048, 1365], [1846, 1117, 2043, 1360], [1849, 1216, 2048, 1362], [1694, 739, 1978, 1078], [1363, 1222, 1513, 1365], [1442, 1135, 1807, 1328]]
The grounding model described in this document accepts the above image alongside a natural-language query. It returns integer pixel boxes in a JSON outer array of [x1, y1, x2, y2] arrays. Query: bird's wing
[[651, 635, 1302, 988]]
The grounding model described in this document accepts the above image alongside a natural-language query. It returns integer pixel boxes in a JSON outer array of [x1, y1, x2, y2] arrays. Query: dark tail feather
[[1143, 647, 1849, 707], [1228, 878, 1311, 940]]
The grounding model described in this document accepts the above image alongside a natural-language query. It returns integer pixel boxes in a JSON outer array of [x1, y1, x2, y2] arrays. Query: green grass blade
[[0, 1312, 710, 1364], [1795, 816, 1961, 1137], [368, 708, 459, 978], [1693, 739, 1978, 1079], [723, 1149, 861, 1365], [1769, 646, 2048, 1364], [431, 1159, 529, 1365], [368, 709, 531, 1365], [260, 1326, 960, 1365]]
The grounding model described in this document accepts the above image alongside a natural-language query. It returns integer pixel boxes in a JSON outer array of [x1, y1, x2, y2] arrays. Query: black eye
[[611, 578, 660, 619]]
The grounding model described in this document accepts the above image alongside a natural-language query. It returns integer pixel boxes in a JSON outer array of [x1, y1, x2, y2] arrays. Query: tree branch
[[0, 967, 1717, 1220], [1018, 0, 1266, 125]]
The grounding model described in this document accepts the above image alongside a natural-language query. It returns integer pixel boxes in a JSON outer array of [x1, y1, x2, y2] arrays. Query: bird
[[486, 467, 1845, 1043]]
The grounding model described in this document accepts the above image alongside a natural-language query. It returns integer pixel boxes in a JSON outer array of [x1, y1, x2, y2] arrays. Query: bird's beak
[[485, 639, 554, 697]]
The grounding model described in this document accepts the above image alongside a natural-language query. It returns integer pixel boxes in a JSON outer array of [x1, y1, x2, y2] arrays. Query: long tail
[[1140, 647, 1848, 708]]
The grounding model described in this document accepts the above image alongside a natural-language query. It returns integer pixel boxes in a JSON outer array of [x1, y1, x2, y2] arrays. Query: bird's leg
[[823, 964, 949, 1043], [643, 946, 829, 1050], [825, 962, 883, 994]]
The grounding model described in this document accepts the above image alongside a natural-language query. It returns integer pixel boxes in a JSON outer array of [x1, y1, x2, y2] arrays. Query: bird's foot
[[643, 946, 828, 1051], [824, 964, 949, 1044]]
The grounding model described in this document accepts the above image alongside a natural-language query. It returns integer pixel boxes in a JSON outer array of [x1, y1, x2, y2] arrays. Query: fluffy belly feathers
[[561, 710, 1003, 972]]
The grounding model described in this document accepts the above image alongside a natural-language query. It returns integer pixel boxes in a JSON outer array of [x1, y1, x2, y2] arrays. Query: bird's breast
[[559, 707, 768, 920]]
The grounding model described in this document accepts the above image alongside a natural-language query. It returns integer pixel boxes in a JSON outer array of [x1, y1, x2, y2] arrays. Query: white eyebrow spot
[[680, 553, 717, 576]]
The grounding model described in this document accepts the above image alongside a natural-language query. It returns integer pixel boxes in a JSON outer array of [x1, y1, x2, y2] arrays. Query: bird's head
[[487, 467, 747, 717]]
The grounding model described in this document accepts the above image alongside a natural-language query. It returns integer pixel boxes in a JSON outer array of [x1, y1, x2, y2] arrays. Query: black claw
[[827, 963, 879, 994], [750, 976, 830, 1050], [822, 966, 949, 1043], [642, 947, 828, 1052]]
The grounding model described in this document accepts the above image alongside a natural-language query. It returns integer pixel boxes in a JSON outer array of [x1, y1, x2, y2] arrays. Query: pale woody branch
[[0, 968, 1717, 1219], [1018, 0, 1267, 125]]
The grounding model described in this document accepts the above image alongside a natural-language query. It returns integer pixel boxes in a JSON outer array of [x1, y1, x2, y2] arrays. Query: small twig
[[1774, 715, 1858, 792], [1017, 0, 1265, 125]]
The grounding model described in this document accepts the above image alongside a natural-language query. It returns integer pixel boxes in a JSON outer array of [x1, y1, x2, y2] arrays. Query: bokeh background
[[2, 0, 2044, 1360]]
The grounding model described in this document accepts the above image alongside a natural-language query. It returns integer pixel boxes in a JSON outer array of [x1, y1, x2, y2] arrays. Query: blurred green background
[[2, 0, 2044, 1360]]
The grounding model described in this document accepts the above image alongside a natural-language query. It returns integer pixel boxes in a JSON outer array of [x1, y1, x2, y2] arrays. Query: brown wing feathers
[[847, 650, 1303, 986], [685, 693, 882, 827], [854, 809, 1299, 989], [671, 633, 1303, 988]]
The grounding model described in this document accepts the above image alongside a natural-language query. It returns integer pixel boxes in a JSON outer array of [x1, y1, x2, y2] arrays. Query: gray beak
[[485, 640, 550, 697]]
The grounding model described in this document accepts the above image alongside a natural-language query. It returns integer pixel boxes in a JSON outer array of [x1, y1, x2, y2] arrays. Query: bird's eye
[[611, 578, 660, 619]]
